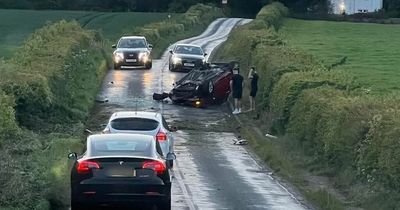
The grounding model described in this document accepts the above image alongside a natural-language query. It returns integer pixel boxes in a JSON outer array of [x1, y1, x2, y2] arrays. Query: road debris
[[265, 133, 278, 139], [233, 138, 248, 145]]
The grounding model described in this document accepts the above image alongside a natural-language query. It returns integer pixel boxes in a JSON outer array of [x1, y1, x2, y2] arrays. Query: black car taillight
[[76, 160, 100, 174], [142, 160, 166, 175]]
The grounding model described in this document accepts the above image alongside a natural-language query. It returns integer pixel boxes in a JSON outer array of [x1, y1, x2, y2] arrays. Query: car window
[[111, 118, 159, 131], [91, 139, 152, 156], [118, 38, 147, 48], [175, 45, 203, 55]]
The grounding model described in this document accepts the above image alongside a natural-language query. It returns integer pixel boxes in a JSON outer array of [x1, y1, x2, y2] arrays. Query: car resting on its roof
[[153, 61, 239, 107]]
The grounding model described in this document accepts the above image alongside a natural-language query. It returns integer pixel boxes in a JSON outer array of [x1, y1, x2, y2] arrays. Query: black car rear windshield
[[111, 118, 159, 131], [91, 139, 152, 157]]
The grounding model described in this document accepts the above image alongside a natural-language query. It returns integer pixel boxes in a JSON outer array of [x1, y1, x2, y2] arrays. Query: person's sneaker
[[232, 109, 239, 114], [238, 108, 242, 114]]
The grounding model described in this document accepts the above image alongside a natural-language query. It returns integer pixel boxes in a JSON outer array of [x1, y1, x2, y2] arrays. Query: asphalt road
[[87, 18, 309, 210]]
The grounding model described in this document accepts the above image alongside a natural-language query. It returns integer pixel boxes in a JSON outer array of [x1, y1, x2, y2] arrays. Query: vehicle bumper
[[72, 181, 170, 205], [171, 63, 199, 72], [114, 59, 151, 68], [170, 96, 205, 107]]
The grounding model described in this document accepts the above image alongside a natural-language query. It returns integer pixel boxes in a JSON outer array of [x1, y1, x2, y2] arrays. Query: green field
[[281, 19, 400, 94], [0, 9, 172, 58]]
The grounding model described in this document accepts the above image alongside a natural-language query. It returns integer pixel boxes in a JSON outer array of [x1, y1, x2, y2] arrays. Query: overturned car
[[154, 62, 239, 107]]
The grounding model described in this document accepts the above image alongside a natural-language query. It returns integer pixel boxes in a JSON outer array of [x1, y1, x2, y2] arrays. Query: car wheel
[[71, 201, 86, 210], [145, 62, 152, 69], [157, 194, 171, 210], [208, 81, 214, 93], [113, 63, 120, 70]]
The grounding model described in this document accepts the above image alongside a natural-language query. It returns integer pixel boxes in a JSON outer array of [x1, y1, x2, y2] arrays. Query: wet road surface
[[87, 18, 309, 210]]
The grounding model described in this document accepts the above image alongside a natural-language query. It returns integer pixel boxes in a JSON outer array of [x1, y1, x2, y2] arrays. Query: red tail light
[[77, 160, 100, 174], [142, 160, 166, 175], [156, 131, 167, 141]]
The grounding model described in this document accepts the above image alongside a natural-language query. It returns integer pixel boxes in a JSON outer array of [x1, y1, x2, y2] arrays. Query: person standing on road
[[248, 67, 259, 111], [230, 67, 244, 114]]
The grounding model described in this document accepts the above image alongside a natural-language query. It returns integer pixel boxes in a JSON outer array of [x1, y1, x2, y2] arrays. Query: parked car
[[68, 133, 175, 210], [102, 111, 175, 167], [153, 62, 238, 108], [112, 36, 153, 70], [168, 44, 206, 72]]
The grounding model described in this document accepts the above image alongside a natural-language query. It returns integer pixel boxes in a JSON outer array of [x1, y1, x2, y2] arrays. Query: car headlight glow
[[139, 52, 149, 62], [173, 57, 182, 64], [114, 52, 124, 62]]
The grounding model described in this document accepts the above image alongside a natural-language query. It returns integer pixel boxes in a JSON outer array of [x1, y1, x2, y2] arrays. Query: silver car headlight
[[114, 52, 124, 62], [173, 57, 182, 64], [139, 52, 149, 62]]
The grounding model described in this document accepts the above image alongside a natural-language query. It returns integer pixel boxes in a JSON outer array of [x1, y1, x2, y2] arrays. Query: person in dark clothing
[[248, 67, 259, 111], [230, 67, 244, 114]]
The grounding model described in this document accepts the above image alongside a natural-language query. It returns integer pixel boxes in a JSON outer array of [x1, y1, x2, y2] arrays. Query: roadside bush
[[0, 90, 19, 145], [356, 99, 400, 191], [7, 20, 108, 128], [256, 2, 289, 30], [0, 132, 82, 210], [287, 87, 371, 171], [269, 70, 357, 133]]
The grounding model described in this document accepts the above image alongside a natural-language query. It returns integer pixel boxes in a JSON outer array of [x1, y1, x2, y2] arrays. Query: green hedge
[[3, 21, 108, 129], [0, 90, 19, 145], [256, 2, 288, 31], [269, 70, 357, 133]]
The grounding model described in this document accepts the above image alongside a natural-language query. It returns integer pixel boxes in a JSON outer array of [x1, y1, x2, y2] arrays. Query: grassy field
[[281, 19, 400, 94], [0, 9, 171, 58]]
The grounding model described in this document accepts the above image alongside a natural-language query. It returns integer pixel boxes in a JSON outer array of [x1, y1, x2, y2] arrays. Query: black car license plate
[[107, 169, 136, 177]]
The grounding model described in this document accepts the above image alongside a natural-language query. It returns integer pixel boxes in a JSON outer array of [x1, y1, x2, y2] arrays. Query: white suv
[[103, 111, 175, 166]]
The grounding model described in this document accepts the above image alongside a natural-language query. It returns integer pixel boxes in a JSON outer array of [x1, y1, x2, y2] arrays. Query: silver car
[[103, 111, 175, 166]]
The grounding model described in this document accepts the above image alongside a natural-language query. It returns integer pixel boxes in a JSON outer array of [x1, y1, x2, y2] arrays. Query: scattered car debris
[[233, 138, 248, 145], [95, 96, 109, 103], [265, 133, 278, 139]]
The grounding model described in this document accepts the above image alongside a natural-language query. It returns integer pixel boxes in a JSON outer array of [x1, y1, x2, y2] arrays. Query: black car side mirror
[[68, 152, 77, 160], [148, 44, 153, 49], [169, 50, 173, 54], [204, 53, 208, 56], [112, 44, 116, 49]]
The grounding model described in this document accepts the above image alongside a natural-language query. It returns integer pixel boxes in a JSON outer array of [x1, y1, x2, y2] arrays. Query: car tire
[[113, 63, 120, 70], [158, 193, 171, 210], [145, 62, 152, 70], [71, 201, 86, 210]]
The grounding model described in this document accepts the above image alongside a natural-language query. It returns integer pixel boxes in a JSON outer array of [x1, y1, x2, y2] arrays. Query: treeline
[[0, 0, 398, 17], [0, 0, 262, 14]]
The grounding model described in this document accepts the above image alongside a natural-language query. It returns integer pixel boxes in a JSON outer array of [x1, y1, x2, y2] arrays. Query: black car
[[154, 62, 238, 107], [68, 133, 175, 210], [112, 36, 153, 70], [168, 44, 207, 72]]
